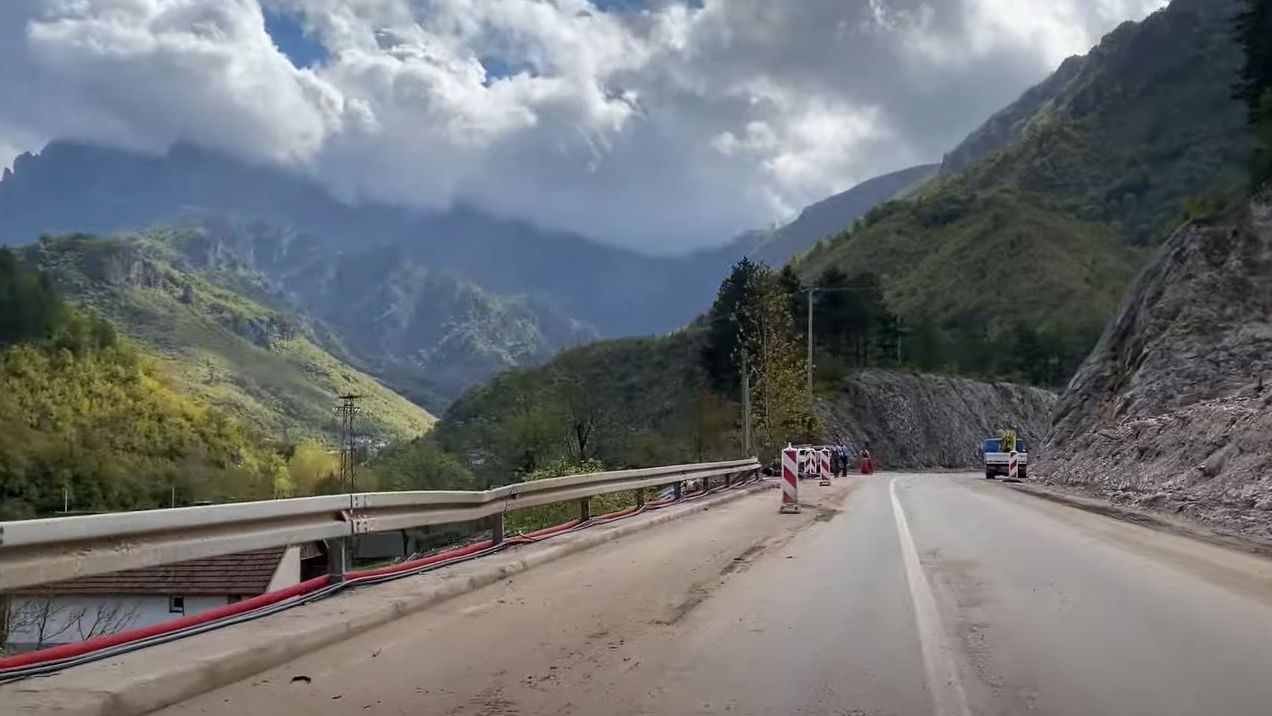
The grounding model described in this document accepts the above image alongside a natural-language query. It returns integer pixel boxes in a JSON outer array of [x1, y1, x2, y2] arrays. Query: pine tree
[[1234, 0, 1272, 120], [846, 271, 887, 366], [776, 265, 806, 340], [738, 266, 816, 455], [0, 249, 61, 346], [812, 266, 851, 357], [1234, 0, 1272, 185], [873, 312, 903, 366], [1257, 92, 1272, 186], [702, 258, 764, 394]]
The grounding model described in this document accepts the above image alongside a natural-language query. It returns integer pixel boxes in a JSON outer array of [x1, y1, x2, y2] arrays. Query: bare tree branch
[[8, 596, 85, 649], [74, 600, 141, 641]]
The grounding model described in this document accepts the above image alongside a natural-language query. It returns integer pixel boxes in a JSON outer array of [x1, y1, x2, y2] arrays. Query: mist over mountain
[[0, 140, 933, 345], [0, 142, 724, 338], [725, 164, 941, 267]]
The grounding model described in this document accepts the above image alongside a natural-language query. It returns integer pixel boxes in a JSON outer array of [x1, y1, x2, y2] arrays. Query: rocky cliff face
[[1040, 191, 1272, 540], [817, 370, 1056, 469]]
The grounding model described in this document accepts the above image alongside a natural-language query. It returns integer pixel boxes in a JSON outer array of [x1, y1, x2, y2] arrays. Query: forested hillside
[[797, 0, 1248, 382], [434, 332, 733, 487], [0, 251, 292, 519], [717, 164, 941, 268], [21, 233, 436, 441], [430, 257, 1057, 485]]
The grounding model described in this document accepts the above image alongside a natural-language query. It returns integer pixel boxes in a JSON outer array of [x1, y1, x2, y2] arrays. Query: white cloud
[[0, 0, 1168, 253]]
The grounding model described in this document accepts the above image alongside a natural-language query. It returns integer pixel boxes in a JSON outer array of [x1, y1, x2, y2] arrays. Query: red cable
[[592, 505, 641, 520], [0, 484, 741, 672], [0, 575, 331, 670], [516, 519, 583, 540], [346, 540, 496, 580]]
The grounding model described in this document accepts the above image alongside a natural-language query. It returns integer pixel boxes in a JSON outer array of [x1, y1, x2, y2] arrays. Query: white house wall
[[267, 545, 301, 592], [4, 594, 228, 652]]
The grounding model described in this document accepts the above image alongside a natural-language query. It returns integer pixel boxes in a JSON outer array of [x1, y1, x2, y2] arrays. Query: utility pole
[[329, 393, 364, 583], [804, 284, 877, 396], [741, 347, 753, 456], [806, 288, 817, 397], [337, 393, 364, 493]]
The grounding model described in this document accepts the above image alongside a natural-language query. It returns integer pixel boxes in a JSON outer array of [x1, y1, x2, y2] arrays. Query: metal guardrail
[[0, 458, 761, 592]]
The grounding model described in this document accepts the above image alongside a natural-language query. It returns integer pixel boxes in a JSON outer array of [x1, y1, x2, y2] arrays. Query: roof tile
[[14, 548, 286, 596]]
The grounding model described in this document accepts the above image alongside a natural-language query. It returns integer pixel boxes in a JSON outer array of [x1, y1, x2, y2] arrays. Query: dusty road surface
[[158, 474, 1272, 716]]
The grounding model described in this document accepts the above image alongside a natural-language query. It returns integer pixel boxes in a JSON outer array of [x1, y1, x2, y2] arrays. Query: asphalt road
[[160, 473, 1272, 716]]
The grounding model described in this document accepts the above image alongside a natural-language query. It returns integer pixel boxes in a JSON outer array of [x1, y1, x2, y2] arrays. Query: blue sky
[[264, 8, 328, 69], [480, 55, 538, 84], [591, 0, 652, 11], [262, 0, 661, 73]]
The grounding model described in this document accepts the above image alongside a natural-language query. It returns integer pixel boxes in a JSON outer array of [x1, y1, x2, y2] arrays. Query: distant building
[[3, 545, 320, 654]]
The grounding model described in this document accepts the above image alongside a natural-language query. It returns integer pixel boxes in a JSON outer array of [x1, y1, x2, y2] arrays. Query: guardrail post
[[489, 513, 505, 545], [673, 482, 683, 501], [579, 498, 591, 522], [725, 472, 732, 488], [635, 488, 645, 509], [327, 537, 350, 583]]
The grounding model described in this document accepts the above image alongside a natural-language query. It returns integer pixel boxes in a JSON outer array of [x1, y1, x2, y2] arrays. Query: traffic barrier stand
[[780, 444, 800, 513], [819, 448, 831, 486], [1008, 451, 1019, 480]]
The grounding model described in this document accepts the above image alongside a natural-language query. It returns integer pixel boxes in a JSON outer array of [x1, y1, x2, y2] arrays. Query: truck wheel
[[1018, 466, 1028, 480], [985, 471, 995, 479]]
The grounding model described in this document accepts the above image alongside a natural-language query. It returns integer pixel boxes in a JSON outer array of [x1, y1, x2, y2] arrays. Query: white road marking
[[890, 477, 972, 716]]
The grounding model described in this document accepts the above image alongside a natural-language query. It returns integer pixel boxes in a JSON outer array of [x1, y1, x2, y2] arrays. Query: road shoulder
[[1, 482, 776, 716], [1005, 480, 1272, 560]]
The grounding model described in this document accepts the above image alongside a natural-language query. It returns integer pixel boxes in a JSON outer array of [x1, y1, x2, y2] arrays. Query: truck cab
[[983, 437, 1028, 479]]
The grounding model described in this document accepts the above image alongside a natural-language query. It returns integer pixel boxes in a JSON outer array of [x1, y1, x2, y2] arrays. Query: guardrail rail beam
[[0, 458, 761, 592]]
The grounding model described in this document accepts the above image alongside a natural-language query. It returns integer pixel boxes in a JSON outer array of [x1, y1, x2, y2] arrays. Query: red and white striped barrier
[[819, 448, 832, 486], [1008, 451, 1019, 480], [780, 445, 800, 513]]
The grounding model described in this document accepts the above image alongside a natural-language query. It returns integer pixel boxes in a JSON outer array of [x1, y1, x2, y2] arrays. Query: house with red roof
[[2, 545, 317, 653]]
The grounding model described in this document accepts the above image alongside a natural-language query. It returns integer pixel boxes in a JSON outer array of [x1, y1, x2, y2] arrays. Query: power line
[[803, 285, 877, 396], [802, 284, 902, 393], [336, 393, 364, 493]]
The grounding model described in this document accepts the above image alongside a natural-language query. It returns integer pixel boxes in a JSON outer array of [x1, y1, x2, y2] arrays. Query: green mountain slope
[[737, 164, 941, 267], [951, 0, 1248, 243], [802, 189, 1141, 369], [0, 251, 289, 518], [433, 329, 741, 486], [155, 220, 597, 409], [21, 233, 436, 442], [796, 0, 1248, 376]]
